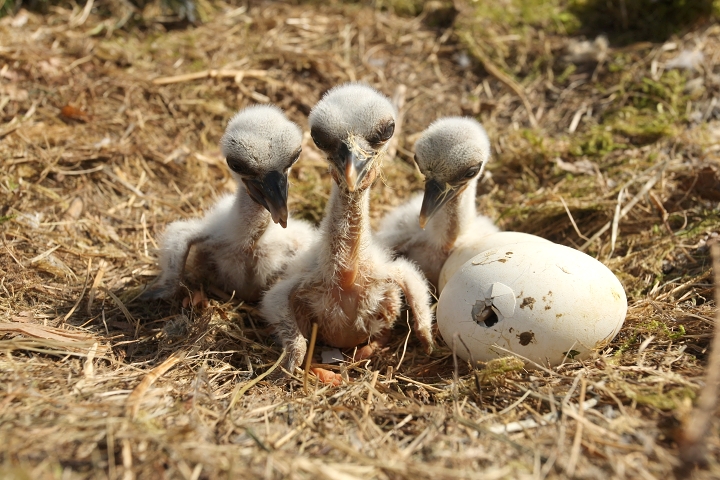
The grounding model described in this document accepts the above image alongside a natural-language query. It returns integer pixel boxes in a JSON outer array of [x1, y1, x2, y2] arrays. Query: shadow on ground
[[570, 0, 716, 44]]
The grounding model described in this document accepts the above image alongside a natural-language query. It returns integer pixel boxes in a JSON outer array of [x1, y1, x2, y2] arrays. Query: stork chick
[[260, 83, 434, 374], [376, 117, 499, 288], [142, 105, 317, 303]]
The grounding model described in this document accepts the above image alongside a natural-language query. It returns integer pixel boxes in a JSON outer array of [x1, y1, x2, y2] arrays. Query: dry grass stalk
[[0, 2, 718, 478], [678, 243, 720, 467], [460, 31, 538, 128], [126, 350, 186, 420]]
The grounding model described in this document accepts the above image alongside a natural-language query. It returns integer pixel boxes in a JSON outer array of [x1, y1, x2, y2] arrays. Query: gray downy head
[[308, 83, 396, 192], [413, 117, 490, 228], [220, 105, 303, 228]]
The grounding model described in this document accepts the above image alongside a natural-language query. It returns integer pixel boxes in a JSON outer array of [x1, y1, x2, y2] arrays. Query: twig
[[395, 312, 412, 371], [102, 287, 139, 338], [497, 389, 532, 416], [303, 322, 319, 394], [104, 168, 145, 198], [678, 243, 720, 466], [363, 370, 380, 418], [557, 195, 590, 241], [461, 32, 538, 128], [565, 377, 587, 476], [226, 350, 286, 414], [609, 188, 624, 258], [69, 0, 94, 27], [59, 258, 92, 325], [568, 103, 587, 133], [580, 161, 667, 252], [83, 342, 98, 379], [152, 69, 269, 85], [488, 398, 597, 435], [394, 374, 443, 393], [126, 350, 186, 419]]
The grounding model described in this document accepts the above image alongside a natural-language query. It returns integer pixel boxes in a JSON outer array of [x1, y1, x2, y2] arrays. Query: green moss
[[556, 64, 576, 84], [615, 317, 686, 357], [624, 385, 696, 410], [615, 331, 638, 356], [374, 0, 425, 16], [571, 126, 626, 157], [572, 69, 690, 153], [479, 356, 525, 383], [0, 0, 15, 18], [644, 319, 686, 340], [608, 108, 677, 143], [468, 0, 580, 33], [675, 211, 720, 238]]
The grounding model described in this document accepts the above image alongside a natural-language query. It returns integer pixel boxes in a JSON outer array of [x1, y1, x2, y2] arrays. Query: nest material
[[1, 1, 719, 478]]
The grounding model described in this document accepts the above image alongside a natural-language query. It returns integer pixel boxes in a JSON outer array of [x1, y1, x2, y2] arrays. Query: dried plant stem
[[461, 32, 538, 128], [566, 377, 587, 476], [60, 258, 92, 324], [102, 287, 139, 338], [226, 350, 286, 414], [395, 312, 412, 371], [678, 243, 720, 466], [126, 351, 186, 419], [87, 260, 107, 315], [557, 195, 589, 242], [580, 163, 666, 252], [303, 322, 319, 394], [152, 69, 269, 85], [363, 370, 380, 418]]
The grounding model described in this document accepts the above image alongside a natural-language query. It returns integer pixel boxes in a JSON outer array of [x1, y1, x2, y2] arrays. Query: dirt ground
[[1, 1, 720, 478]]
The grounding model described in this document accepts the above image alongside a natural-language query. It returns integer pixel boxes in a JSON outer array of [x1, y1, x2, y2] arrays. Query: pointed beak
[[343, 147, 373, 192], [419, 179, 459, 229], [243, 170, 289, 228]]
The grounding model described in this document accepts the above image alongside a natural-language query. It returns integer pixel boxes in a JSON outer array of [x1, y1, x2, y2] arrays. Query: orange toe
[[353, 344, 376, 361], [311, 367, 342, 386]]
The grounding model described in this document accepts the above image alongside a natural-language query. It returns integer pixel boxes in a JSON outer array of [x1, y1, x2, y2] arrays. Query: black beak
[[243, 170, 289, 228], [419, 179, 459, 229], [343, 146, 373, 192]]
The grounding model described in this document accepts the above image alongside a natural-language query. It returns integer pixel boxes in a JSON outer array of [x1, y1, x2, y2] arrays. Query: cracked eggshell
[[438, 232, 553, 293], [437, 242, 627, 367]]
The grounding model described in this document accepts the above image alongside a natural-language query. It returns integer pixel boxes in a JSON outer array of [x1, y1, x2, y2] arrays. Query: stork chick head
[[221, 105, 303, 228], [413, 117, 490, 228], [308, 83, 396, 192]]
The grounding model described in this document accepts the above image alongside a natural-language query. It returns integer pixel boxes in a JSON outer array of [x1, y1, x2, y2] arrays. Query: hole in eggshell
[[472, 301, 500, 327], [483, 311, 499, 327]]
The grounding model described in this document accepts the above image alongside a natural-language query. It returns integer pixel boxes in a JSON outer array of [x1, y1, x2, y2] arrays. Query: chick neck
[[234, 182, 273, 250], [320, 168, 376, 291], [424, 175, 479, 253]]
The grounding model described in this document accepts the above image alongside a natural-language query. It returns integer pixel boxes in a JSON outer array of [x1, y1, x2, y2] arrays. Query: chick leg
[[260, 276, 308, 374], [353, 328, 392, 361], [392, 258, 434, 354], [142, 218, 208, 300]]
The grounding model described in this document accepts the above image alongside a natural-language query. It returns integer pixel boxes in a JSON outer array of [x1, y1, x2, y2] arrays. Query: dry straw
[[1, 1, 719, 479]]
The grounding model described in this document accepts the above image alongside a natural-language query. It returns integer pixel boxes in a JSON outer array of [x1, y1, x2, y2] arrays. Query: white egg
[[437, 242, 627, 367], [438, 232, 553, 293]]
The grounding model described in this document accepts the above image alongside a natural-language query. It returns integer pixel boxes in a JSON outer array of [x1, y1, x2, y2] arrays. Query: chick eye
[[311, 128, 332, 151], [226, 156, 253, 176], [368, 120, 395, 146], [464, 166, 480, 179]]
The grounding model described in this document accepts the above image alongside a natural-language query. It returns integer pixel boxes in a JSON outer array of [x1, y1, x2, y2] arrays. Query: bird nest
[[1, 1, 719, 478]]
